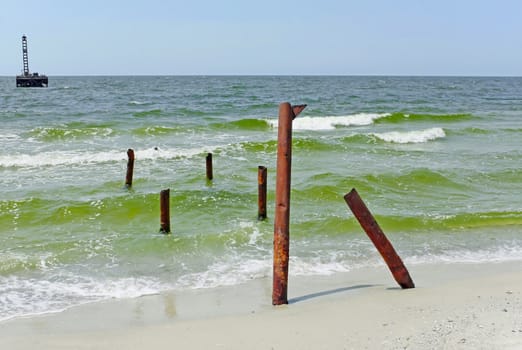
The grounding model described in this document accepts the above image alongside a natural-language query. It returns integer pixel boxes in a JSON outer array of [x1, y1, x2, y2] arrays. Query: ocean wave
[[0, 133, 21, 141], [372, 127, 445, 143], [0, 274, 166, 322], [266, 113, 392, 130], [133, 109, 163, 117], [2, 212, 521, 322], [3, 239, 521, 322], [238, 137, 334, 154], [454, 127, 491, 135], [175, 107, 209, 117], [357, 210, 522, 232], [128, 100, 149, 105], [237, 140, 277, 153], [377, 113, 472, 124], [265, 112, 472, 131], [176, 257, 270, 290], [132, 125, 184, 136], [213, 118, 271, 131], [27, 125, 115, 141], [405, 247, 522, 265], [0, 150, 126, 168], [0, 147, 214, 168]]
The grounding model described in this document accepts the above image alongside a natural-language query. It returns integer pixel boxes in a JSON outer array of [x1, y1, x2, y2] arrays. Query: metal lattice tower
[[22, 35, 29, 76], [16, 34, 47, 87]]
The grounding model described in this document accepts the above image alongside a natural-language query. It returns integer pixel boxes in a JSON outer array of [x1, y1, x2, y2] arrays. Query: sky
[[1, 0, 521, 76]]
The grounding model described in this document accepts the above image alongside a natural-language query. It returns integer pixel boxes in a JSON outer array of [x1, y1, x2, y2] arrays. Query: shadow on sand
[[288, 284, 377, 304]]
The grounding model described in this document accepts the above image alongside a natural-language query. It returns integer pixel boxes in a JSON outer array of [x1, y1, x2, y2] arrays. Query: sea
[[1, 75, 522, 321]]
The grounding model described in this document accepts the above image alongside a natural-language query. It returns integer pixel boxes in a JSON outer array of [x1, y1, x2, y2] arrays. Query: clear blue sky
[[1, 0, 521, 76]]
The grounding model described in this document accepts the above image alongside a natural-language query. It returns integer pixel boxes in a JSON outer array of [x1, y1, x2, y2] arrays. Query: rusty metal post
[[206, 153, 213, 181], [344, 188, 414, 289], [258, 166, 267, 220], [125, 149, 135, 188], [272, 103, 306, 305], [160, 189, 171, 234]]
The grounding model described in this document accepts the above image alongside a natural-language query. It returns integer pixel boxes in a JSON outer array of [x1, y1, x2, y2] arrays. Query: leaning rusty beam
[[344, 188, 415, 289]]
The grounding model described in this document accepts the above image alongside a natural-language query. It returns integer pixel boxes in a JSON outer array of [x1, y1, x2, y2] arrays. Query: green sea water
[[1, 76, 522, 320]]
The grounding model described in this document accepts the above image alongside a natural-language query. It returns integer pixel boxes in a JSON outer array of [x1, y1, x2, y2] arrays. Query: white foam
[[372, 127, 446, 144], [3, 243, 522, 322], [0, 146, 214, 168], [176, 258, 271, 290], [137, 146, 207, 161], [404, 241, 522, 266], [0, 150, 125, 167], [266, 113, 391, 131], [0, 274, 166, 322], [290, 257, 353, 276], [174, 249, 367, 292], [30, 126, 114, 138]]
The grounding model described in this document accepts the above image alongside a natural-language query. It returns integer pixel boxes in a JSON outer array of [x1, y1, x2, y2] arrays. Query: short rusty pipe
[[159, 189, 171, 234], [258, 166, 268, 221], [206, 153, 213, 181], [272, 102, 306, 306], [125, 149, 135, 188], [344, 188, 414, 289]]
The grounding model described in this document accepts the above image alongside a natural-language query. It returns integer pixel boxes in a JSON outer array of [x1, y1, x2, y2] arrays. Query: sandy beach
[[1, 261, 521, 350]]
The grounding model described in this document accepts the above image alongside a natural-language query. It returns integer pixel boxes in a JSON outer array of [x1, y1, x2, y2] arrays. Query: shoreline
[[1, 261, 521, 349]]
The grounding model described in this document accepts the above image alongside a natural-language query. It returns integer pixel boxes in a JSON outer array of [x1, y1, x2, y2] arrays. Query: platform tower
[[21, 35, 30, 76], [16, 35, 48, 87]]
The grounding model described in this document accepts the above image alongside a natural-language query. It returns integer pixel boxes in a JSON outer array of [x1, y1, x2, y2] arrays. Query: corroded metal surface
[[258, 166, 267, 220], [160, 189, 171, 234], [125, 149, 135, 188], [272, 102, 306, 305], [206, 153, 213, 181], [344, 188, 415, 289]]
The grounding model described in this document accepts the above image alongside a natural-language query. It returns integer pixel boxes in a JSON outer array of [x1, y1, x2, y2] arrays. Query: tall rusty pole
[[272, 102, 306, 305]]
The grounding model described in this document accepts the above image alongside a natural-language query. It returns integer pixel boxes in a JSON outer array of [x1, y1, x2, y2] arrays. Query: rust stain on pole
[[125, 149, 135, 188], [160, 189, 171, 234], [258, 166, 267, 220], [344, 188, 414, 289], [272, 102, 306, 306], [206, 153, 213, 181]]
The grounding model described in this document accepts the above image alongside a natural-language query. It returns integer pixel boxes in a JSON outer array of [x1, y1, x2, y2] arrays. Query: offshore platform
[[16, 35, 48, 87]]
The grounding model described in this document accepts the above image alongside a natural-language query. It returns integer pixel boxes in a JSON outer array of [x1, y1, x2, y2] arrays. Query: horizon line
[[1, 74, 522, 78]]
